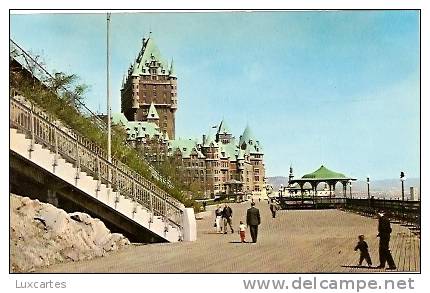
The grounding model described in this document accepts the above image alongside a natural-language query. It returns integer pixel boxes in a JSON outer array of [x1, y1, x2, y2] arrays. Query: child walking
[[354, 234, 372, 267], [239, 221, 247, 243]]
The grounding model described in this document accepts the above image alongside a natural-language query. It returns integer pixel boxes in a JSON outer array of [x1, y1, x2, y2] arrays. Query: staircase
[[10, 96, 196, 242]]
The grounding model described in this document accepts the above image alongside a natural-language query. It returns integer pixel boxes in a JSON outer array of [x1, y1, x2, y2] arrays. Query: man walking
[[376, 211, 396, 270], [269, 199, 277, 218], [222, 203, 234, 234], [246, 202, 261, 243]]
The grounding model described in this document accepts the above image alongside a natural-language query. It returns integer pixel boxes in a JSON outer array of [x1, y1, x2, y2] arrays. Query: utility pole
[[106, 12, 112, 188], [107, 12, 111, 163]]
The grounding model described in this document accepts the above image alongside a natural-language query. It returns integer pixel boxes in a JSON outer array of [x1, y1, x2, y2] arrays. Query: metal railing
[[10, 38, 174, 190], [10, 95, 184, 231], [279, 196, 420, 227]]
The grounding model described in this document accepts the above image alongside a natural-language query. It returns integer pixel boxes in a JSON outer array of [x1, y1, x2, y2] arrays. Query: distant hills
[[267, 176, 420, 199]]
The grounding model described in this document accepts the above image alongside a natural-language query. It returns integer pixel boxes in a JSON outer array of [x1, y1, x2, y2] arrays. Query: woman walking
[[215, 205, 223, 233]]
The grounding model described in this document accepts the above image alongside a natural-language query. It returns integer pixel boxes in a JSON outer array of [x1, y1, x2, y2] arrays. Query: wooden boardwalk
[[38, 201, 420, 273]]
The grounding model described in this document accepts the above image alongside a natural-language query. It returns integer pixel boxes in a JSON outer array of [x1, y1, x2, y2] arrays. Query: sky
[[10, 11, 420, 180]]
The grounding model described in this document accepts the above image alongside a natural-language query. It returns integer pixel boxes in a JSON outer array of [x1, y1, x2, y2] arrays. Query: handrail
[[10, 95, 184, 229], [10, 38, 174, 191]]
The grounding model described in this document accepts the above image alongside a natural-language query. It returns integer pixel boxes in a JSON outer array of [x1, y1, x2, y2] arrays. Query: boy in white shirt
[[239, 221, 247, 243]]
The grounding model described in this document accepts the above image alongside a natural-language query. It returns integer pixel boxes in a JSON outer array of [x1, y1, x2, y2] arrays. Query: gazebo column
[[342, 181, 347, 198], [329, 184, 332, 198], [311, 182, 318, 209], [299, 182, 304, 203]]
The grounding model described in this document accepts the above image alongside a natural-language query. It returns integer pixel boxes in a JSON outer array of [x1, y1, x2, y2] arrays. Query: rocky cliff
[[10, 193, 130, 272]]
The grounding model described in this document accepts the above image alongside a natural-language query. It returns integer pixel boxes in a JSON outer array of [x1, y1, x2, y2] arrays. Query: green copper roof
[[129, 36, 175, 78], [125, 121, 162, 140], [169, 138, 204, 159], [203, 127, 218, 147], [239, 124, 255, 145], [147, 102, 160, 120], [218, 140, 237, 160], [111, 113, 129, 126], [169, 59, 176, 78], [237, 149, 246, 160], [163, 131, 170, 141], [218, 119, 231, 134], [302, 165, 348, 180]]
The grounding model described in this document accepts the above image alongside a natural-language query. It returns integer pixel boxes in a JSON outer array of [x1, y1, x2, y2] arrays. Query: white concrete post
[[181, 207, 197, 241]]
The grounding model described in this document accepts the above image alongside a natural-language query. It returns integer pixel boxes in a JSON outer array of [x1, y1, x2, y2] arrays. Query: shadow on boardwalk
[[38, 201, 420, 273]]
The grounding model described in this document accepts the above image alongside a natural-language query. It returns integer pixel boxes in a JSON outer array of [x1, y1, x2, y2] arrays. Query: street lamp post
[[400, 171, 405, 202], [349, 180, 352, 199], [400, 171, 405, 220], [367, 177, 370, 207]]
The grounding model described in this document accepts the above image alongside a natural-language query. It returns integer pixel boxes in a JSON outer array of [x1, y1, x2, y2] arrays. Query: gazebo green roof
[[301, 165, 350, 180]]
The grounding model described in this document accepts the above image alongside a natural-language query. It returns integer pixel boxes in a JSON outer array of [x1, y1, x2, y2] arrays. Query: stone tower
[[121, 35, 178, 139]]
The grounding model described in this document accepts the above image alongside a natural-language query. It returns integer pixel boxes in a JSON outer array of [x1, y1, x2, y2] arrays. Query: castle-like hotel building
[[117, 36, 266, 198]]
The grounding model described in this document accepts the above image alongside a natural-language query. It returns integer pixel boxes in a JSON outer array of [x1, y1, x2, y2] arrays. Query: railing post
[[132, 180, 137, 218], [164, 199, 169, 233], [75, 140, 80, 181], [114, 168, 120, 208], [96, 156, 101, 192], [52, 127, 58, 172], [132, 179, 136, 202], [149, 193, 154, 224], [107, 164, 111, 189], [28, 105, 35, 158]]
